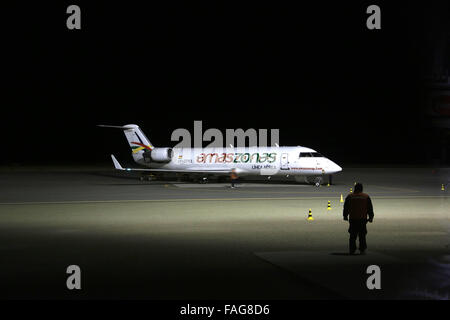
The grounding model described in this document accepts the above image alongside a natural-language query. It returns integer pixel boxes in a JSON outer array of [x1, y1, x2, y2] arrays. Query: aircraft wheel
[[314, 177, 323, 187]]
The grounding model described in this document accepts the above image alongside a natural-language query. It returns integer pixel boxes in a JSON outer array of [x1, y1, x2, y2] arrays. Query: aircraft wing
[[110, 155, 232, 174]]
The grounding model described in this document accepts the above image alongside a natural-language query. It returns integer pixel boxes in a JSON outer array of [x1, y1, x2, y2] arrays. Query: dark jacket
[[343, 192, 374, 221]]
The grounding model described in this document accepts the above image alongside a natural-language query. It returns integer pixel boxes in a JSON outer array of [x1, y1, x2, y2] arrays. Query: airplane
[[99, 124, 342, 186]]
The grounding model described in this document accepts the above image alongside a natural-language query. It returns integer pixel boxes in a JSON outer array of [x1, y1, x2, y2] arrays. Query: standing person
[[343, 183, 374, 255], [230, 168, 238, 188]]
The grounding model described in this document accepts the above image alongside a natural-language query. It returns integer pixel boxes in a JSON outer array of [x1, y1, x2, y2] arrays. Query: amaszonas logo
[[196, 152, 277, 164]]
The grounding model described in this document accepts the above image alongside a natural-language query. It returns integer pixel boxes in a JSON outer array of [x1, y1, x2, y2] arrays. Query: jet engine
[[142, 147, 173, 163]]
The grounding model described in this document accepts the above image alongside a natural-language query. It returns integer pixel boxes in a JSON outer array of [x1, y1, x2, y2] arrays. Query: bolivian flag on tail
[[122, 125, 153, 153], [131, 142, 152, 153]]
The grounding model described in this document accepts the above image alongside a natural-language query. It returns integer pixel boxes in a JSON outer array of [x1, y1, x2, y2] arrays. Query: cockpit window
[[300, 152, 323, 157], [299, 152, 312, 157]]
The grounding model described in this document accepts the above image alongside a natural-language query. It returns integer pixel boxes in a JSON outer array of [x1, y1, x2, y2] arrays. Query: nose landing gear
[[314, 177, 323, 187]]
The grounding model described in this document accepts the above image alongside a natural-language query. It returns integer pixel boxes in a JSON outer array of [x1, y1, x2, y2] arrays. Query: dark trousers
[[231, 178, 237, 187], [348, 219, 368, 253]]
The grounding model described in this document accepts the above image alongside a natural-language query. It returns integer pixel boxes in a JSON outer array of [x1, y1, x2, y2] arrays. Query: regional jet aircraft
[[99, 124, 342, 186]]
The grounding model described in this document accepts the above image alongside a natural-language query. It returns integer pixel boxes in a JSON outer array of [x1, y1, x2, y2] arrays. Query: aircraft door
[[280, 153, 290, 170]]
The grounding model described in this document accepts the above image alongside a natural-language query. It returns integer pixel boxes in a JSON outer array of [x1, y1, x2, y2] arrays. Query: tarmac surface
[[0, 166, 449, 299]]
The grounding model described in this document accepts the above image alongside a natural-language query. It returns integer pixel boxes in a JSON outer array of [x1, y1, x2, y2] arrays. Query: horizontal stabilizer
[[111, 154, 124, 170], [98, 124, 139, 130]]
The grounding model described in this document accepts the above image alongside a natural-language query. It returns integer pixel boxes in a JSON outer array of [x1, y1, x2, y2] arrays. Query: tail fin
[[98, 124, 154, 160]]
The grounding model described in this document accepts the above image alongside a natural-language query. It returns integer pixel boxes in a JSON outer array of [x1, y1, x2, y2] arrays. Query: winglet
[[111, 154, 124, 170]]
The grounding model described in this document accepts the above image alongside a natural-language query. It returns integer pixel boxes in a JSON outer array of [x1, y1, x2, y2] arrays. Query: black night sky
[[2, 1, 449, 165]]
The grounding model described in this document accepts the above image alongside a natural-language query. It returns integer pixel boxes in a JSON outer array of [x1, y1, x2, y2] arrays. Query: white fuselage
[[135, 146, 342, 177]]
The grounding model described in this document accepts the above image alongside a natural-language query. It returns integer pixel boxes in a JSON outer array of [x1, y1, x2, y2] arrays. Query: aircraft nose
[[327, 161, 342, 174]]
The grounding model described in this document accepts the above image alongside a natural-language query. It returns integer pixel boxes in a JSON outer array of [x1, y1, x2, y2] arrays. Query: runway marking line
[[369, 184, 420, 193], [0, 195, 448, 206], [166, 183, 421, 195]]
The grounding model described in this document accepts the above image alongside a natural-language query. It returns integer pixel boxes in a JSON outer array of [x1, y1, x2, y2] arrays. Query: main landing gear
[[192, 176, 209, 183], [139, 174, 155, 181]]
